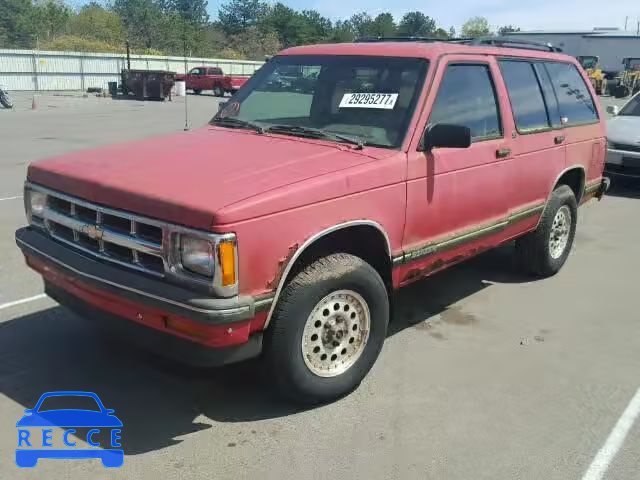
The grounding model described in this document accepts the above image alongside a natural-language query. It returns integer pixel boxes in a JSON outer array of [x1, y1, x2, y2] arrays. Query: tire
[[516, 185, 578, 277], [213, 86, 224, 97], [193, 89, 202, 95], [264, 253, 389, 404], [0, 90, 13, 109]]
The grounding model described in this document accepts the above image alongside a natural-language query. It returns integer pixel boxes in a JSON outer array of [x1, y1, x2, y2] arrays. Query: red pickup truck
[[17, 39, 609, 404], [176, 66, 250, 96]]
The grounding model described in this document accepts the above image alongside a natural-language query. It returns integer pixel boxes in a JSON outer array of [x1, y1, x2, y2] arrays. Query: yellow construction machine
[[613, 57, 640, 98], [577, 56, 607, 95]]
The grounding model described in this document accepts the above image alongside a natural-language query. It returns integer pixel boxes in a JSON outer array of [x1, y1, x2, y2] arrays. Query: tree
[[0, 0, 36, 47], [461, 16, 491, 38], [299, 10, 332, 43], [370, 13, 396, 38], [218, 0, 267, 35], [328, 20, 355, 43], [32, 0, 72, 44], [67, 4, 124, 45], [432, 27, 449, 39], [347, 12, 374, 38], [397, 12, 435, 37], [113, 0, 163, 49], [448, 26, 456, 38], [498, 25, 520, 35], [165, 0, 209, 25], [261, 3, 306, 47]]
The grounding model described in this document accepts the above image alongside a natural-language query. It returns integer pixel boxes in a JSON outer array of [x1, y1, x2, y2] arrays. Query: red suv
[[16, 39, 609, 404]]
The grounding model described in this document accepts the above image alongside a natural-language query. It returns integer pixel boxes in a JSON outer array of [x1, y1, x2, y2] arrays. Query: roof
[[279, 41, 574, 62]]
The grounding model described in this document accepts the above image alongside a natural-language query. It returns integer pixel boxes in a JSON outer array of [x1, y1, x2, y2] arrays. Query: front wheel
[[265, 253, 389, 404], [516, 185, 578, 277]]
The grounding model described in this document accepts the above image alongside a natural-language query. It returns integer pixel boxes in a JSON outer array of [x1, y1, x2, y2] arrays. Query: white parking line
[[582, 387, 640, 480], [0, 294, 47, 312], [0, 195, 23, 201]]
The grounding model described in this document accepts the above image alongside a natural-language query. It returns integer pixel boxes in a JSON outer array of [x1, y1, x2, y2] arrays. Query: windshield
[[619, 94, 640, 116], [37, 395, 101, 412], [211, 55, 429, 148]]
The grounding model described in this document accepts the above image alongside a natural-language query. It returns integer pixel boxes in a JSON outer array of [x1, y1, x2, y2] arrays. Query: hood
[[28, 127, 388, 229], [607, 115, 640, 145]]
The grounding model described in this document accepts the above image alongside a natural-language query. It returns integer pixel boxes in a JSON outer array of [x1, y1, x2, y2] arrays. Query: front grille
[[610, 142, 640, 154], [40, 191, 166, 277]]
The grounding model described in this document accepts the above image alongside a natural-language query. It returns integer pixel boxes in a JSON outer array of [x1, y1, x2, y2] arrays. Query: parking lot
[[0, 91, 638, 479]]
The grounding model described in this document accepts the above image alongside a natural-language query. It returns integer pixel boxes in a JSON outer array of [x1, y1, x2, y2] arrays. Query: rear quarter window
[[544, 62, 598, 126], [499, 60, 550, 132]]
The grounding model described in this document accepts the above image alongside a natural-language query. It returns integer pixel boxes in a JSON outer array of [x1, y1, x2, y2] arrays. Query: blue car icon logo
[[16, 391, 123, 468]]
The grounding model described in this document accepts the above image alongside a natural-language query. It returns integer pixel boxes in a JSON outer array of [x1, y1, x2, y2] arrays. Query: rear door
[[497, 58, 566, 229], [544, 61, 605, 188]]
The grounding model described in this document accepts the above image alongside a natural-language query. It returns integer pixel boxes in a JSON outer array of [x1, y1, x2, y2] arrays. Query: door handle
[[554, 135, 565, 145], [496, 148, 511, 158]]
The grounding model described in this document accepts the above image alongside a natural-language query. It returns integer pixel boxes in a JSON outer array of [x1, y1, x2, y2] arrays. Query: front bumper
[[15, 227, 272, 366], [606, 148, 640, 178]]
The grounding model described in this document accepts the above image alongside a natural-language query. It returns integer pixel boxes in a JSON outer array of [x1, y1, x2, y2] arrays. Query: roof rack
[[469, 37, 563, 52], [355, 36, 562, 53], [356, 36, 472, 44]]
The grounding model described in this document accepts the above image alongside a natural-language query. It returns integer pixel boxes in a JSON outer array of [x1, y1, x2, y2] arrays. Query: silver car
[[606, 93, 640, 178]]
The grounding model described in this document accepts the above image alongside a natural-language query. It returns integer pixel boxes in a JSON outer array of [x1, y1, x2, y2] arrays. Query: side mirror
[[420, 123, 472, 152], [218, 101, 228, 113], [606, 105, 619, 115]]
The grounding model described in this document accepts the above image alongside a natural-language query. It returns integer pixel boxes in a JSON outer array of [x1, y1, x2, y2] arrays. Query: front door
[[400, 55, 513, 285]]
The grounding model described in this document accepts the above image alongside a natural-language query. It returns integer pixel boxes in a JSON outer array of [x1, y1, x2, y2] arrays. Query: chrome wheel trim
[[549, 205, 572, 260], [301, 290, 371, 378]]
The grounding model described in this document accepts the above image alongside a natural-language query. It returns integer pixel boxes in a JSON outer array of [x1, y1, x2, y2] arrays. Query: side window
[[499, 60, 550, 132], [545, 62, 598, 125], [208, 68, 222, 75], [189, 68, 204, 75], [534, 63, 562, 128], [429, 64, 502, 141]]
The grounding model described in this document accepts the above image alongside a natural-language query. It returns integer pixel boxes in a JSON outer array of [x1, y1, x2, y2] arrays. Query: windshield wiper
[[211, 116, 265, 134], [267, 125, 365, 150]]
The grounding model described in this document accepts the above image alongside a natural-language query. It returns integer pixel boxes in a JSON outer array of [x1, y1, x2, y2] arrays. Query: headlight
[[180, 235, 215, 277], [29, 190, 47, 219]]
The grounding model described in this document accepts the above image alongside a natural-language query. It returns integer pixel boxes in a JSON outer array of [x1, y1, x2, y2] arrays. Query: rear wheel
[[516, 185, 578, 277], [264, 253, 389, 404], [213, 86, 224, 97], [193, 89, 202, 95]]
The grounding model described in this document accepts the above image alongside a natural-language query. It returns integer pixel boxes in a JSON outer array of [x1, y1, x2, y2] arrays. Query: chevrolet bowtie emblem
[[81, 224, 104, 240]]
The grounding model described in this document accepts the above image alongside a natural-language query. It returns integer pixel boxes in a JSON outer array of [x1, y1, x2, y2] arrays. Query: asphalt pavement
[[0, 91, 638, 479]]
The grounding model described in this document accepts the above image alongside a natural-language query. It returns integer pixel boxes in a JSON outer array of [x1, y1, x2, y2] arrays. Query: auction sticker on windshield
[[339, 93, 398, 109]]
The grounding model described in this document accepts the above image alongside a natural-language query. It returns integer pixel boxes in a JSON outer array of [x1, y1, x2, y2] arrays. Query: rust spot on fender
[[266, 244, 299, 290]]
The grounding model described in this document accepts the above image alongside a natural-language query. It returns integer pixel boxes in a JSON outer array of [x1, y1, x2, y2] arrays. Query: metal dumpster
[[121, 69, 176, 100]]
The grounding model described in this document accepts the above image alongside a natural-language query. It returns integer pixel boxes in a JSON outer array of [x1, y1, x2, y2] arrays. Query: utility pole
[[624, 16, 628, 30]]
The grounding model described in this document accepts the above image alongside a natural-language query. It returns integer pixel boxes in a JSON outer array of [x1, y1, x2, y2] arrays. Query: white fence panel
[[0, 49, 264, 91]]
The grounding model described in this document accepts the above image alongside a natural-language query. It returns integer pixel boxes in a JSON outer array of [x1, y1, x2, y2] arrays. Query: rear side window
[[545, 62, 598, 125], [208, 68, 222, 75], [499, 60, 550, 132], [429, 64, 502, 141]]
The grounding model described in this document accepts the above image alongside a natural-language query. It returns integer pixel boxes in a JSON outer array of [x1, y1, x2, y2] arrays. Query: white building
[[506, 28, 640, 75]]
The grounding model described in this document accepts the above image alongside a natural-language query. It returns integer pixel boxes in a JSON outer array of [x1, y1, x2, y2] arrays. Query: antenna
[[182, 14, 190, 131]]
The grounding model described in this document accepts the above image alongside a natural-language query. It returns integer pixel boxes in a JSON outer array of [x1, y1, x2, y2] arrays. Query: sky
[[207, 0, 640, 32]]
